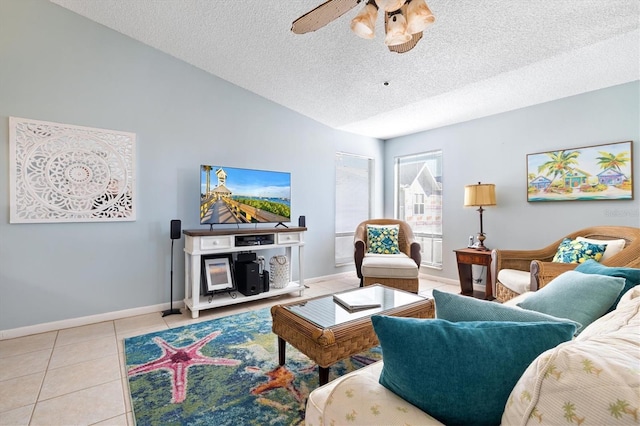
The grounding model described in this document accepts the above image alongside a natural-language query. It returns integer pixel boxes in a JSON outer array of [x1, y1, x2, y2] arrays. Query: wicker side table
[[271, 285, 435, 385]]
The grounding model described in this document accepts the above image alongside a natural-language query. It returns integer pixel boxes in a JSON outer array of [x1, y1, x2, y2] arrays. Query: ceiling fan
[[291, 0, 435, 54]]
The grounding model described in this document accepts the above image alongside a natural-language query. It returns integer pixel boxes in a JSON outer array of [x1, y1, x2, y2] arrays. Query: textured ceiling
[[50, 0, 639, 139]]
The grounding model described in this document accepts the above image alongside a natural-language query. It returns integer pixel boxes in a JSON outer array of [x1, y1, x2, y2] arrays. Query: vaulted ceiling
[[50, 0, 640, 139]]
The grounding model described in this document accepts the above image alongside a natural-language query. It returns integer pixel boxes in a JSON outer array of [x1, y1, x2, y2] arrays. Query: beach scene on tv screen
[[200, 165, 291, 224]]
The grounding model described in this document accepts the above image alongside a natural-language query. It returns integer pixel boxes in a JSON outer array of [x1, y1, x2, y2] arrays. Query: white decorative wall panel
[[9, 117, 136, 223]]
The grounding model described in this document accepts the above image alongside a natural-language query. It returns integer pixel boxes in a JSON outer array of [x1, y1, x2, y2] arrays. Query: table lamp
[[464, 182, 496, 250]]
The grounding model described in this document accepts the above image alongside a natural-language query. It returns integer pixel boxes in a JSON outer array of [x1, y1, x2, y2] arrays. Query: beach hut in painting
[[563, 168, 590, 188], [530, 176, 552, 191], [597, 168, 627, 186]]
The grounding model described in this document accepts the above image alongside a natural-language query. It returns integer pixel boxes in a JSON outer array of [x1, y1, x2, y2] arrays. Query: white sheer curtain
[[335, 152, 373, 266]]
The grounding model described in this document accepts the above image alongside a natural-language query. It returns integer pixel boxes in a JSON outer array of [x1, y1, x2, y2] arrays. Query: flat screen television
[[200, 165, 291, 226]]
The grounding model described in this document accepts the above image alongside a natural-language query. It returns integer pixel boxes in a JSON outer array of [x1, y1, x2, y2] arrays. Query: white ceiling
[[50, 0, 640, 140]]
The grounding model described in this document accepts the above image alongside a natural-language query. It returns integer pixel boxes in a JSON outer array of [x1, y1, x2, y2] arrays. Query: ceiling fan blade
[[388, 31, 422, 54], [292, 0, 362, 34]]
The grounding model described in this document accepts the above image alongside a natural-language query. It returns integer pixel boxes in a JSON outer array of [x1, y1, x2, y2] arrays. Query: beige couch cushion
[[305, 361, 442, 426], [502, 286, 640, 425], [361, 253, 419, 279], [497, 268, 531, 294]]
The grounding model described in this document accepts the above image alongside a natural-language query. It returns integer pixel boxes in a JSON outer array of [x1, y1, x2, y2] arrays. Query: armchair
[[492, 226, 640, 302], [354, 219, 421, 293]]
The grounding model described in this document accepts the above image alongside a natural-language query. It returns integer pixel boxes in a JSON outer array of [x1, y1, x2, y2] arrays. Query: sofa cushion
[[517, 270, 625, 333], [552, 237, 606, 263], [371, 316, 575, 426], [576, 286, 640, 341], [433, 289, 580, 328], [366, 224, 401, 254], [305, 361, 443, 426], [502, 287, 640, 426], [576, 236, 626, 261], [574, 259, 640, 312], [497, 268, 532, 294], [361, 253, 418, 279]]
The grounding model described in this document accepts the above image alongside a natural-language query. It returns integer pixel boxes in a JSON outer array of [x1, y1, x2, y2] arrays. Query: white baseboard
[[304, 271, 355, 284], [1, 271, 459, 341], [420, 272, 458, 286], [0, 301, 185, 341]]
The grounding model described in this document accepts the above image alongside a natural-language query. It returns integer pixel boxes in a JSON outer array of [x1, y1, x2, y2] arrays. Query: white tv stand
[[183, 227, 306, 318]]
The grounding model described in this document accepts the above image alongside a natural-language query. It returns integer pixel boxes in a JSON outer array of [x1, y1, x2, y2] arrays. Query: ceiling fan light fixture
[[291, 0, 434, 54], [350, 1, 378, 39], [384, 11, 411, 46], [375, 0, 406, 12], [406, 0, 435, 34]]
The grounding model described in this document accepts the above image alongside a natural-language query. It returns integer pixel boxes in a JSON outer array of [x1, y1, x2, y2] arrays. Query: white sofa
[[305, 287, 640, 425]]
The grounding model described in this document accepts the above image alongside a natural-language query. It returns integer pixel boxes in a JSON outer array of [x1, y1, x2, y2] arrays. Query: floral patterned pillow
[[366, 224, 401, 254], [552, 238, 606, 263]]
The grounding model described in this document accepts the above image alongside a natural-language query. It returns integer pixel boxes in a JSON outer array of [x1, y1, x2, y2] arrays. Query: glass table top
[[284, 285, 427, 329]]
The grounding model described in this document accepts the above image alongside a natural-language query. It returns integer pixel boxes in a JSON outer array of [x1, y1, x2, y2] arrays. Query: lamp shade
[[406, 0, 435, 34], [376, 0, 407, 12], [464, 183, 496, 207], [351, 2, 378, 39], [385, 12, 412, 45]]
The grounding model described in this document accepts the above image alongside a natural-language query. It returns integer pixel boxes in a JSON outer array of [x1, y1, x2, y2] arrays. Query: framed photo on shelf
[[201, 254, 235, 294]]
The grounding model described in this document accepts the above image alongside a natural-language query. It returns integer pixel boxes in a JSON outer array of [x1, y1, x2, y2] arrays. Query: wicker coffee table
[[270, 284, 434, 385]]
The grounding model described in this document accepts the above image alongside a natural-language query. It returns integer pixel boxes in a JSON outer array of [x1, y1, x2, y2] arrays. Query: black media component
[[298, 215, 306, 227], [235, 261, 261, 296], [235, 234, 274, 246], [237, 252, 257, 263], [170, 219, 181, 240], [262, 270, 270, 292]]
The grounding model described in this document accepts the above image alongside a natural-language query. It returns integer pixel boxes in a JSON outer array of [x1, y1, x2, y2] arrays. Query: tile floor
[[0, 274, 459, 425]]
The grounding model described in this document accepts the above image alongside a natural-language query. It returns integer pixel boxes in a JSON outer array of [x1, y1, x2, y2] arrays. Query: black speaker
[[235, 261, 261, 296], [163, 220, 182, 317], [298, 215, 306, 227], [170, 219, 181, 240], [261, 270, 270, 292]]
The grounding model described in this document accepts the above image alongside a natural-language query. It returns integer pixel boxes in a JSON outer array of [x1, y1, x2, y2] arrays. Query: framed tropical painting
[[527, 141, 633, 202]]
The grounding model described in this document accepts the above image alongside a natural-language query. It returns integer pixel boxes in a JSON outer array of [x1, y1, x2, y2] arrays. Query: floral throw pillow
[[552, 238, 606, 263], [366, 224, 401, 254]]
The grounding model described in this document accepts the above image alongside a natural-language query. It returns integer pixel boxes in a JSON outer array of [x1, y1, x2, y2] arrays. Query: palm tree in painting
[[596, 150, 630, 171], [537, 150, 580, 187], [202, 165, 212, 195]]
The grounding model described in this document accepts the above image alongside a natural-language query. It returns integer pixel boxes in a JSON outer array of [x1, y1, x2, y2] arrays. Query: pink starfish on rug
[[128, 331, 241, 403]]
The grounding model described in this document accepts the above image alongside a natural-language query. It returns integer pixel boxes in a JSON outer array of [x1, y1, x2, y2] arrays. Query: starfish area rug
[[124, 307, 381, 425]]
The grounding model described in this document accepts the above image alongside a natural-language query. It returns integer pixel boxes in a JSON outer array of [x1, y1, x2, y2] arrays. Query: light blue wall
[[1, 1, 638, 332], [0, 0, 384, 330], [384, 82, 640, 280]]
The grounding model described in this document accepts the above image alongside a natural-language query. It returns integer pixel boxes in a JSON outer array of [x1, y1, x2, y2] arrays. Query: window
[[413, 193, 425, 215], [335, 152, 373, 266], [395, 150, 443, 268]]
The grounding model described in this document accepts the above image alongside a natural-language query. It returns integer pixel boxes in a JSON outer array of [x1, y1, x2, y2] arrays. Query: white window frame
[[394, 150, 443, 269]]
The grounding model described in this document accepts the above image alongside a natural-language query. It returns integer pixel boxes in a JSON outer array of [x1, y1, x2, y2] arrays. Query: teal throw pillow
[[575, 259, 640, 312], [372, 316, 575, 426], [552, 238, 606, 263], [366, 224, 400, 254], [433, 289, 581, 329], [517, 270, 625, 332]]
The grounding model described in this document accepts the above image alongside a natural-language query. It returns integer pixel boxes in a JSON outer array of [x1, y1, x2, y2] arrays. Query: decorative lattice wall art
[[9, 117, 136, 223]]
